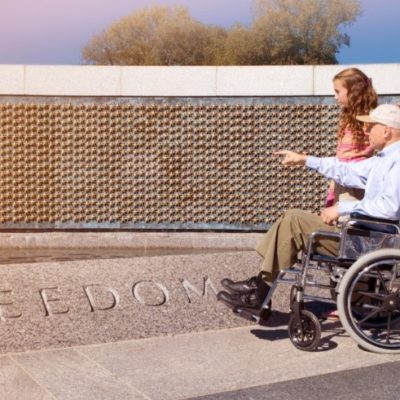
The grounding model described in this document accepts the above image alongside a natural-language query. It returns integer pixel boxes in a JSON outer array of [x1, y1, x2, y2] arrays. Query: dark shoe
[[217, 290, 262, 310], [220, 276, 258, 294]]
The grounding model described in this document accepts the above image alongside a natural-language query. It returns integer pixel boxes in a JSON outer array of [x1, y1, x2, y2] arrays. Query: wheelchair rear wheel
[[337, 249, 400, 354]]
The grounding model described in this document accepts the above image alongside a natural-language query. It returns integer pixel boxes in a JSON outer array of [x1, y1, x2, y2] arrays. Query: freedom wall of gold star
[[0, 101, 338, 229]]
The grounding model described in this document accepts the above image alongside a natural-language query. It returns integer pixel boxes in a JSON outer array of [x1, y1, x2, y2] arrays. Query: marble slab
[[77, 325, 398, 400], [0, 356, 54, 399], [12, 349, 148, 400]]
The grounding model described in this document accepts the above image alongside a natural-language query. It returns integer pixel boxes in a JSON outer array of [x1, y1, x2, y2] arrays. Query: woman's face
[[333, 79, 349, 108]]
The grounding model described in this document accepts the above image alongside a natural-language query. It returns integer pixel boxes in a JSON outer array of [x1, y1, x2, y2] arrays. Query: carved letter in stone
[[0, 290, 22, 322], [39, 287, 70, 317], [132, 281, 169, 306], [83, 285, 120, 312], [181, 276, 218, 303]]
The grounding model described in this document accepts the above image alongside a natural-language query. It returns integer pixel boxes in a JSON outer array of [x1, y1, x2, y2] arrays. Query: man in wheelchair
[[218, 104, 400, 326]]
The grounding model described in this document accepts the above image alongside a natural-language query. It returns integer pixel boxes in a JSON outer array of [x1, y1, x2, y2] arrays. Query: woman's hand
[[273, 150, 307, 166]]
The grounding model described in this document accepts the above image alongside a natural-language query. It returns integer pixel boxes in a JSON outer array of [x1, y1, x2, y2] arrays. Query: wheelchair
[[236, 213, 400, 353]]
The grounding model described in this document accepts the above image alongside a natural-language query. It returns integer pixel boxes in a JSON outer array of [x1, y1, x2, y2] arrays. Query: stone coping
[[1, 64, 399, 96], [0, 231, 263, 249]]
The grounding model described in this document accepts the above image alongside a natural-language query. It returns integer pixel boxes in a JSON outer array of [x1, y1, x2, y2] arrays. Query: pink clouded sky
[[0, 0, 398, 65]]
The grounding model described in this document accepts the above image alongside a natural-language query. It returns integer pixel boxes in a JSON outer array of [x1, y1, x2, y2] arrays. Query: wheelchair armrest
[[350, 212, 399, 226], [348, 212, 400, 235]]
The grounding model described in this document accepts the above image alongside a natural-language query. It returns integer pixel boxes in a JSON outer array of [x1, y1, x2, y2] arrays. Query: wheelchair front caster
[[288, 309, 321, 351]]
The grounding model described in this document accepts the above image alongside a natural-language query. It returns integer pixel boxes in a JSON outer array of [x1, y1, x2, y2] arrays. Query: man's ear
[[384, 127, 392, 140]]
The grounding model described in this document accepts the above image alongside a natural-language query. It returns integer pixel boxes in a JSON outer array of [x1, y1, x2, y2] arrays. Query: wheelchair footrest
[[234, 306, 271, 323], [234, 307, 260, 323]]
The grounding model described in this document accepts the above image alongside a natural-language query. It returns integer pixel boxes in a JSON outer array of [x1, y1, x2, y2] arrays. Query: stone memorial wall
[[0, 64, 398, 230]]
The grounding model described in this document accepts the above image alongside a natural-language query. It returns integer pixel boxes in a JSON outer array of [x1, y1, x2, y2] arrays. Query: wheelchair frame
[[236, 216, 400, 353]]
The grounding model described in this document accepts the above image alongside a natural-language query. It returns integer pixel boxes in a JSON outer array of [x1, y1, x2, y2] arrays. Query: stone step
[[0, 250, 292, 353]]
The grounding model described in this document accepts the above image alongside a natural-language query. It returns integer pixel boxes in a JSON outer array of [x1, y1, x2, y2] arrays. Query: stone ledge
[[0, 231, 263, 250]]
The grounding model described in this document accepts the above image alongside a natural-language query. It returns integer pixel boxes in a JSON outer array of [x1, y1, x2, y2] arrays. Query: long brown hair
[[334, 68, 378, 144]]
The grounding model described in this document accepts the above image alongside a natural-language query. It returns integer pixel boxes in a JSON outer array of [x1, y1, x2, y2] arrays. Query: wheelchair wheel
[[337, 249, 400, 354], [288, 310, 321, 351]]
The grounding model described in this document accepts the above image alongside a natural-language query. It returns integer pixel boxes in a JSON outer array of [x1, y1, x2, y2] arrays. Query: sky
[[0, 0, 399, 65]]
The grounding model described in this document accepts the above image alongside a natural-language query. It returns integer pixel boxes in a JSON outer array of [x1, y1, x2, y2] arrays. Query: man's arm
[[274, 150, 372, 189], [274, 150, 372, 220], [306, 156, 372, 189]]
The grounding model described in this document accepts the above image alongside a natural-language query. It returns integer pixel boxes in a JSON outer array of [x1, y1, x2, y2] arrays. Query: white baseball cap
[[356, 104, 400, 129]]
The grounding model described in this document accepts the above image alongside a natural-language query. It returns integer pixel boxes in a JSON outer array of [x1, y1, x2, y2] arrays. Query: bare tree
[[219, 24, 265, 65], [250, 0, 361, 64], [82, 1, 361, 65], [82, 6, 226, 65]]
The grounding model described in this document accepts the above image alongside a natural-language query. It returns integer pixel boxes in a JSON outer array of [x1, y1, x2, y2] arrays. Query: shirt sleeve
[[306, 156, 371, 189], [352, 161, 400, 220], [338, 200, 360, 215]]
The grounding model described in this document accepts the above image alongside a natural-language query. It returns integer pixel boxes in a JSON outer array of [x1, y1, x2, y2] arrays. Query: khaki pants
[[255, 209, 340, 284]]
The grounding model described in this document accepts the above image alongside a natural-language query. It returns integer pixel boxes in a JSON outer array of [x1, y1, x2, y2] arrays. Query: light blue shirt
[[306, 141, 400, 220]]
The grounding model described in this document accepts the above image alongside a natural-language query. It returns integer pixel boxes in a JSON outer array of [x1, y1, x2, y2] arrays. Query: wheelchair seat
[[310, 253, 354, 266], [308, 213, 400, 265]]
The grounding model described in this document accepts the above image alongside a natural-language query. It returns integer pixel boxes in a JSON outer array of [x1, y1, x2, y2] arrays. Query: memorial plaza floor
[[1, 231, 399, 399]]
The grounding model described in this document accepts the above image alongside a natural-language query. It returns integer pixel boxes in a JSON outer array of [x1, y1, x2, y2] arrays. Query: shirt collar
[[376, 141, 400, 157]]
